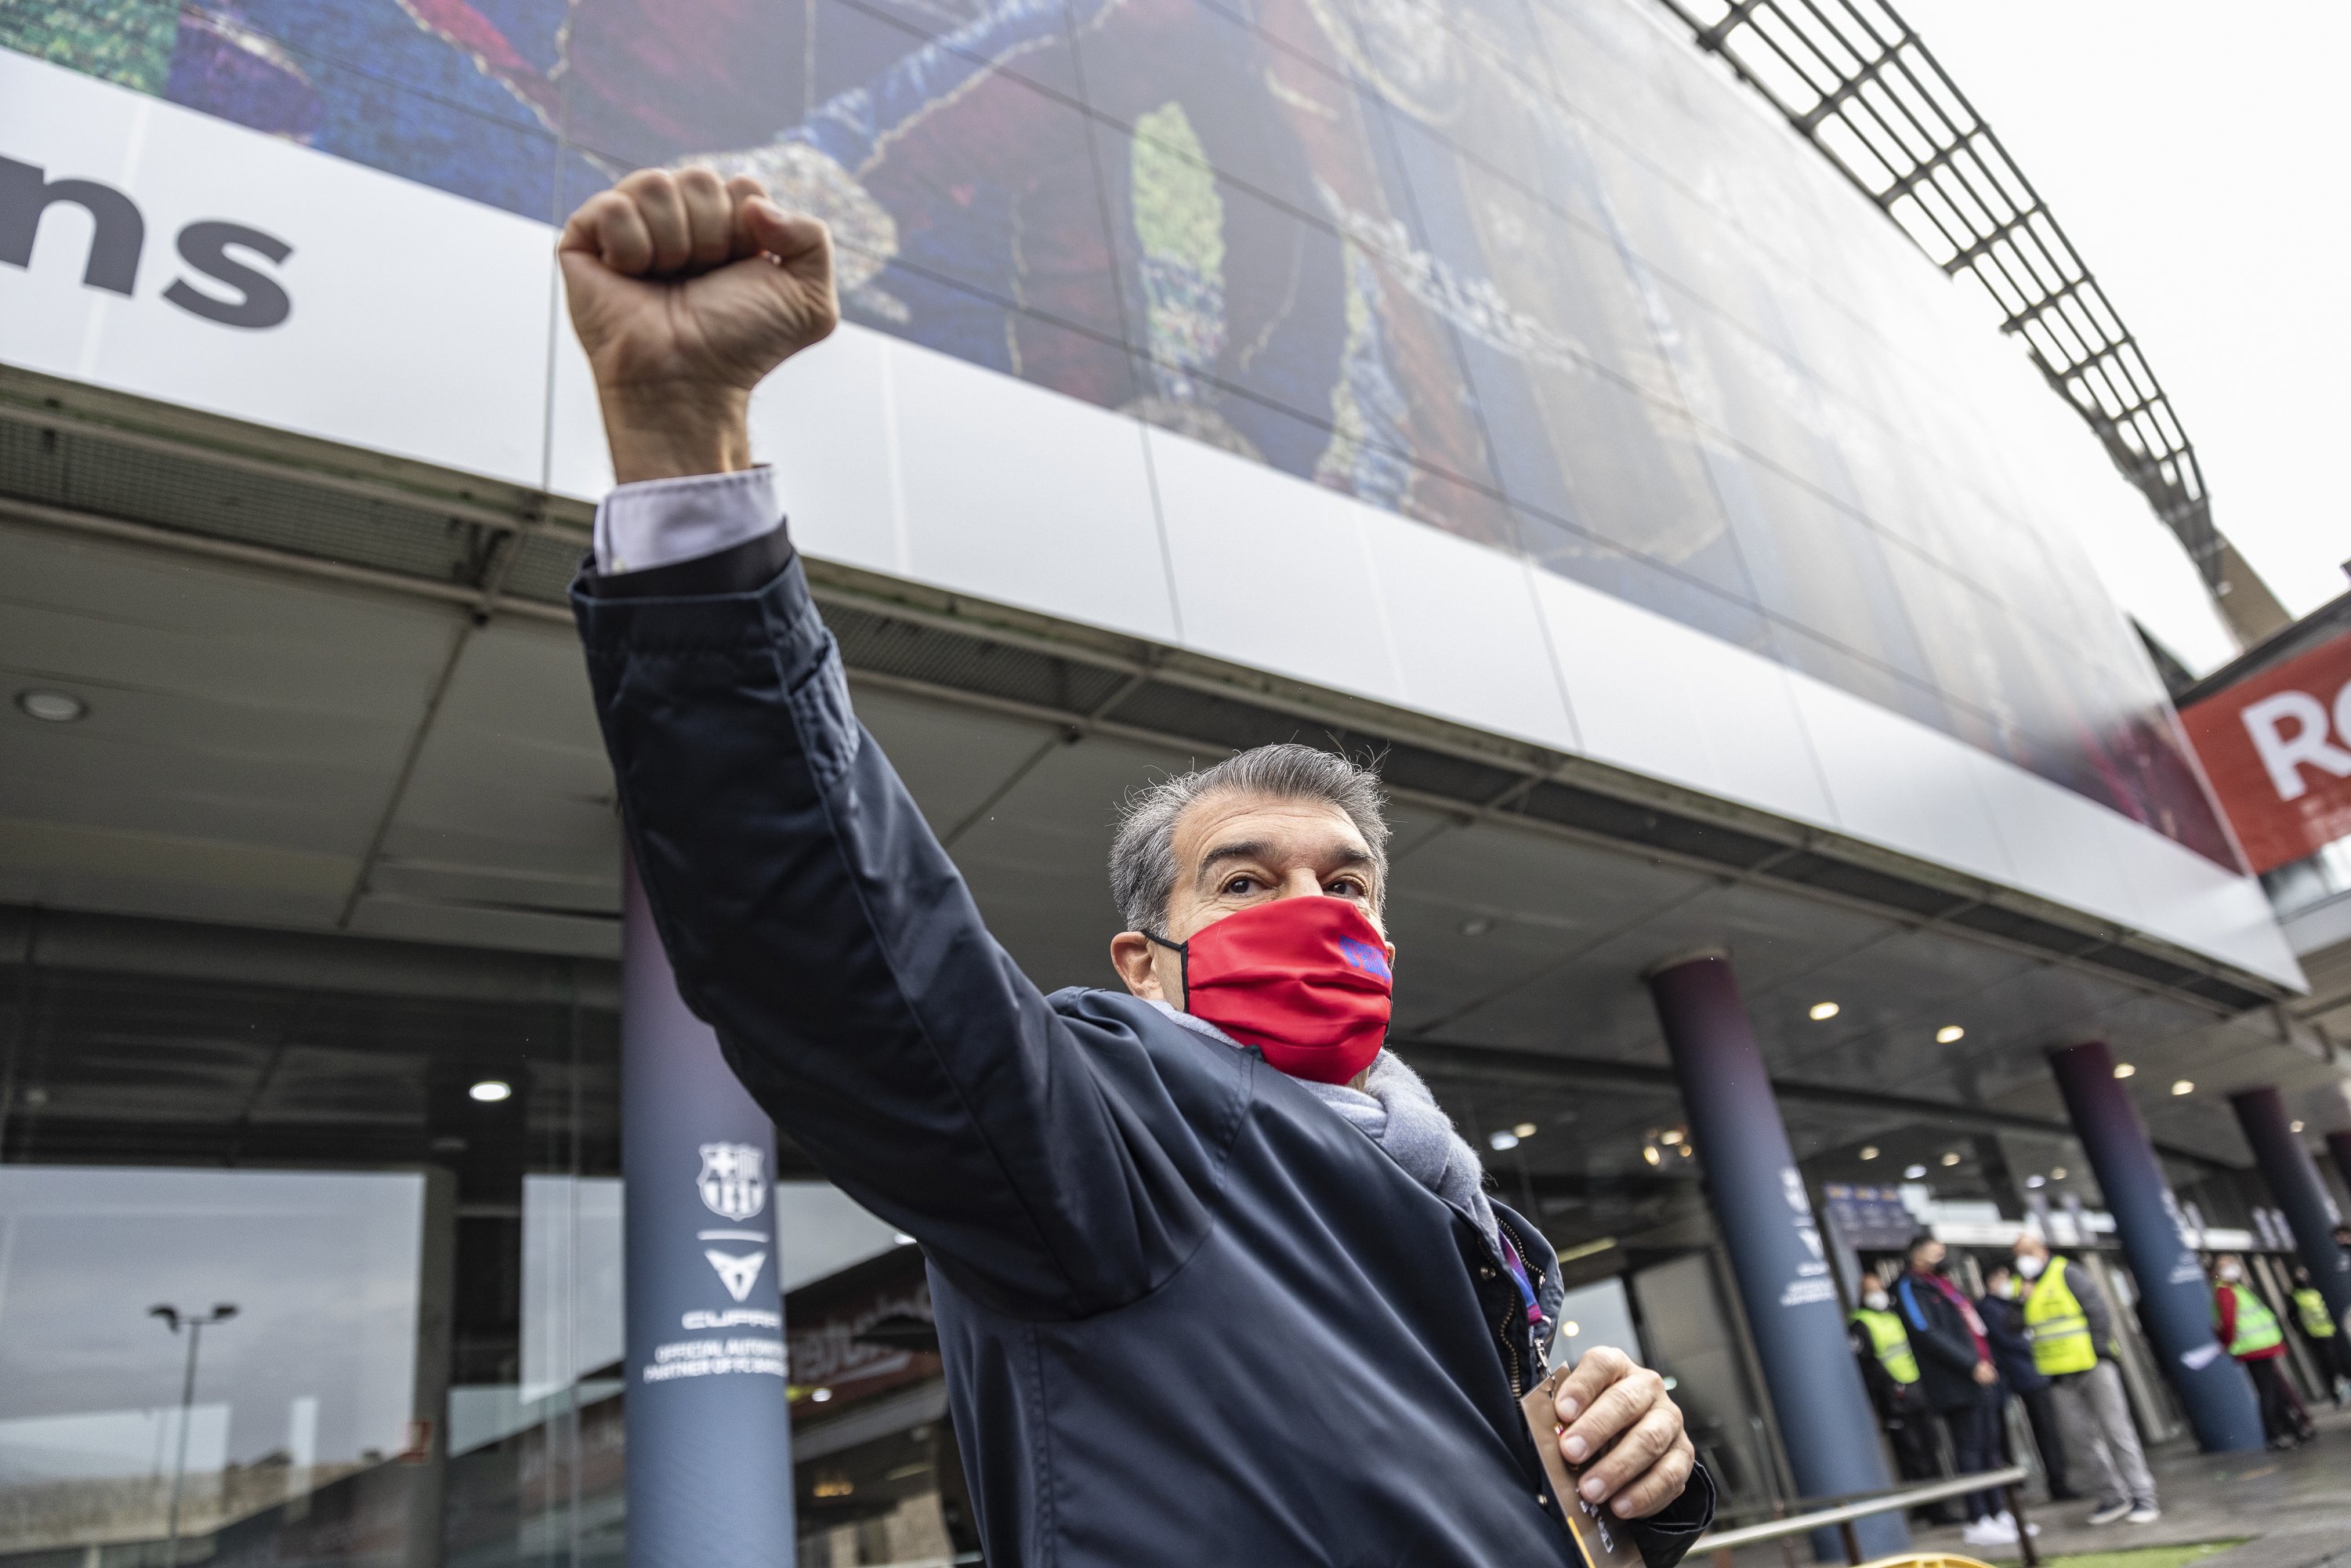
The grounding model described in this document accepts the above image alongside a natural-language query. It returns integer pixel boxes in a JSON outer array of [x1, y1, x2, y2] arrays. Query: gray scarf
[[1145, 1001, 1498, 1245]]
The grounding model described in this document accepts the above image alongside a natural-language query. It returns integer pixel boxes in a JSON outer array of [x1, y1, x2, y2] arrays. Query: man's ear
[[1110, 932, 1163, 1000]]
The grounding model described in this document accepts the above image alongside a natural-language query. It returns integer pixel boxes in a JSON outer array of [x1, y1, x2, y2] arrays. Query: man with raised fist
[[563, 168, 1713, 1567]]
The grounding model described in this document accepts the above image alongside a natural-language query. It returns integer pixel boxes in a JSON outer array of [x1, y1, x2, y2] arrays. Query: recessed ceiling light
[[468, 1080, 513, 1103], [1904, 1164, 1928, 1180], [1642, 1145, 1663, 1166], [1809, 1001, 1840, 1021], [1858, 1145, 1878, 1161], [1940, 1151, 1962, 1167], [16, 689, 87, 722], [2049, 1166, 2067, 1179], [810, 1387, 833, 1403], [2171, 1079, 2194, 1096], [1561, 1320, 1581, 1337], [2112, 1063, 2136, 1079], [1487, 1129, 1520, 1152], [1511, 1121, 1538, 1139], [1459, 916, 1494, 937], [1677, 1143, 1692, 1157], [2025, 1175, 2046, 1189], [2290, 1119, 2305, 1133], [1936, 1025, 1965, 1044], [1660, 1129, 1684, 1146]]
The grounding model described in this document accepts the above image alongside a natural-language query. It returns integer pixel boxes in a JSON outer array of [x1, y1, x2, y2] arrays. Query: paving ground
[[1721, 1400, 2351, 1568]]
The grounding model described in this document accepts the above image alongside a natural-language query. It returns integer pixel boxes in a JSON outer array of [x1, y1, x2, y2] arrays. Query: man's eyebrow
[[1193, 841, 1376, 885]]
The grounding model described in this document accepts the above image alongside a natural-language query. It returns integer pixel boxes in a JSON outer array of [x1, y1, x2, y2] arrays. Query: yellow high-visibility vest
[[2218, 1282, 2284, 1356], [1852, 1307, 1919, 1384], [2023, 1255, 2098, 1375], [2293, 1287, 2336, 1339]]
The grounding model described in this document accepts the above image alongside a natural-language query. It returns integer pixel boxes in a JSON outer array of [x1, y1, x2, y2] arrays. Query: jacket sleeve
[[1626, 1464, 1716, 1568], [1896, 1279, 1980, 1374], [574, 529, 1226, 1318], [2074, 1263, 2117, 1354]]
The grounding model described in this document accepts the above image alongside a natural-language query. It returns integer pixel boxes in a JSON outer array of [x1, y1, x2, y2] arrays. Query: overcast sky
[[1898, 0, 2350, 618]]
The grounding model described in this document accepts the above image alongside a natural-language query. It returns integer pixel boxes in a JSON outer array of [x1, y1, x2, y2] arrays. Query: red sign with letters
[[2180, 626, 2351, 874]]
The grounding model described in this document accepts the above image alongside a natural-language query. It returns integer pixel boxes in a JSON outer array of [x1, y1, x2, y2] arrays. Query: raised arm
[[560, 171, 1228, 1316]]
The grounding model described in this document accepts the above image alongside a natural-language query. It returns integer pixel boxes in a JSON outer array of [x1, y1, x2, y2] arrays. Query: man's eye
[[1223, 876, 1260, 896], [1328, 878, 1365, 897]]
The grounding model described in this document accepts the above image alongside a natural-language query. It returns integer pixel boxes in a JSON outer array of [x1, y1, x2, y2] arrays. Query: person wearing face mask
[[2288, 1262, 2351, 1405], [1977, 1263, 2075, 1503], [555, 169, 1713, 1568], [1893, 1235, 2016, 1548], [2211, 1254, 2314, 1448], [2012, 1232, 2157, 1524], [1848, 1278, 1954, 1523]]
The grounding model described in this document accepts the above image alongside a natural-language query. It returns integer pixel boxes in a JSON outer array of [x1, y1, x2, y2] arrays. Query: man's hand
[[559, 168, 839, 483], [1552, 1346, 1694, 1519], [1972, 1360, 1998, 1386]]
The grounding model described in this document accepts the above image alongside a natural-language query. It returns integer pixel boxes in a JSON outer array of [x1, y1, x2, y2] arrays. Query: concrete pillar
[[2327, 1131, 2351, 1212], [2045, 1041, 2263, 1453], [1646, 952, 1903, 1559], [622, 859, 796, 1568], [2230, 1088, 2351, 1334]]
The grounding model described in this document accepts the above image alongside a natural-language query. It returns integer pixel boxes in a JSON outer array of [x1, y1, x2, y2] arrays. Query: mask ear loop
[[1139, 929, 1190, 1011]]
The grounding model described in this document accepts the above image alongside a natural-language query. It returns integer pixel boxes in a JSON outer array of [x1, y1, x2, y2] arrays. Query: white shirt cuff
[[592, 466, 781, 576]]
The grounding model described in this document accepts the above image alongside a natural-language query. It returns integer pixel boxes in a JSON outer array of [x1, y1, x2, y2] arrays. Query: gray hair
[[1108, 744, 1389, 932]]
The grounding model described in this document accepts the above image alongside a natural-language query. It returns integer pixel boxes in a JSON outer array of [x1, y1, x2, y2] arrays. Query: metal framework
[[1655, 0, 2224, 588]]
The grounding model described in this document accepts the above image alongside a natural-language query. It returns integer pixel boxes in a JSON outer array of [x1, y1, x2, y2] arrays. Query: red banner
[[2180, 628, 2351, 874]]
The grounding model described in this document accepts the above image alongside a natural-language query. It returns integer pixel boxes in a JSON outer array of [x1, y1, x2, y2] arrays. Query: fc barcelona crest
[[698, 1142, 767, 1223]]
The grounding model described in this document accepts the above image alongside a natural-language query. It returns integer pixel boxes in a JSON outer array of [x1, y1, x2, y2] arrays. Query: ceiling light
[[16, 689, 87, 722], [1487, 1129, 1520, 1152], [1561, 1320, 1581, 1338], [1678, 1143, 1693, 1158], [1642, 1145, 1662, 1167], [2112, 1063, 2136, 1079], [1936, 1025, 1965, 1044], [2290, 1120, 2305, 1133], [1459, 916, 1494, 936], [2025, 1175, 2045, 1189], [468, 1080, 512, 1103], [1809, 1001, 1839, 1021], [1858, 1146, 1878, 1161], [2049, 1166, 2067, 1179], [2171, 1079, 2193, 1096], [1940, 1151, 1962, 1167], [1511, 1121, 1538, 1139], [1904, 1164, 1927, 1179], [810, 1388, 833, 1403], [1660, 1129, 1683, 1146]]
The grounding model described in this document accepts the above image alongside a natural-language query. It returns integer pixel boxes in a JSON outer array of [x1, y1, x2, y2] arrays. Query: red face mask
[[1147, 897, 1393, 1084]]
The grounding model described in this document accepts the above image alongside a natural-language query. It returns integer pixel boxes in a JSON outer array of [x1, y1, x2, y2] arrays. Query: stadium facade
[[2, 0, 2347, 1561]]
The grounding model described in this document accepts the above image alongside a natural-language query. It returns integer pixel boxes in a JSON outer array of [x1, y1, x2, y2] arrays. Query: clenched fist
[[560, 167, 839, 483]]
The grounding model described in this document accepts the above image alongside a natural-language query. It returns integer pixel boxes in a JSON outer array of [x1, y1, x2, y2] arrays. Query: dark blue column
[[2045, 1041, 2262, 1454], [622, 858, 796, 1568], [2230, 1088, 2351, 1334], [1646, 953, 1903, 1560]]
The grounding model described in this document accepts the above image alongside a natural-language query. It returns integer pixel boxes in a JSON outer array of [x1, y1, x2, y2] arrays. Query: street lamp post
[[149, 1302, 238, 1568]]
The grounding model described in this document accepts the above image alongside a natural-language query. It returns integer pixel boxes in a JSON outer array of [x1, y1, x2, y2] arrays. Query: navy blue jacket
[[574, 530, 1713, 1566], [1893, 1272, 1991, 1414], [1975, 1291, 2048, 1393]]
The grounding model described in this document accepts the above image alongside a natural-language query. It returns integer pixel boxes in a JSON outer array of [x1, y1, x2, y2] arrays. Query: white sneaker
[[1962, 1516, 2020, 1547], [2085, 1500, 2134, 1526], [1993, 1510, 2041, 1538], [2126, 1505, 2161, 1525]]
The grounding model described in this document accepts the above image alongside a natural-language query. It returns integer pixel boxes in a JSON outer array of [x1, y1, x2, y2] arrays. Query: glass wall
[[0, 942, 955, 1568], [1, 0, 2230, 863]]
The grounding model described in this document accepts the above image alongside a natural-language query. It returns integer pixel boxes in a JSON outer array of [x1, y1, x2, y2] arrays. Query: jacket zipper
[[1491, 1214, 1543, 1396]]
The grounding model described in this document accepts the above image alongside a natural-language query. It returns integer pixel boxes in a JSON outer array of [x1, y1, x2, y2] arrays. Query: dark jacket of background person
[[571, 532, 1713, 1568], [1977, 1290, 2049, 1392], [1895, 1271, 1991, 1413]]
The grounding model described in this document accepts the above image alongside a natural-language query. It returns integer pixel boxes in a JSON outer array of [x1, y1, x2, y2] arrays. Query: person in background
[[1849, 1275, 1956, 1526], [2288, 1262, 2349, 1406], [1895, 1236, 2020, 1549], [1979, 1262, 2076, 1502], [2012, 1232, 2157, 1527], [2212, 1254, 2315, 1447]]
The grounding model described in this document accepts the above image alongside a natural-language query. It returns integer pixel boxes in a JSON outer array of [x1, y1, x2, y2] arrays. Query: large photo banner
[[0, 0, 2241, 873]]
